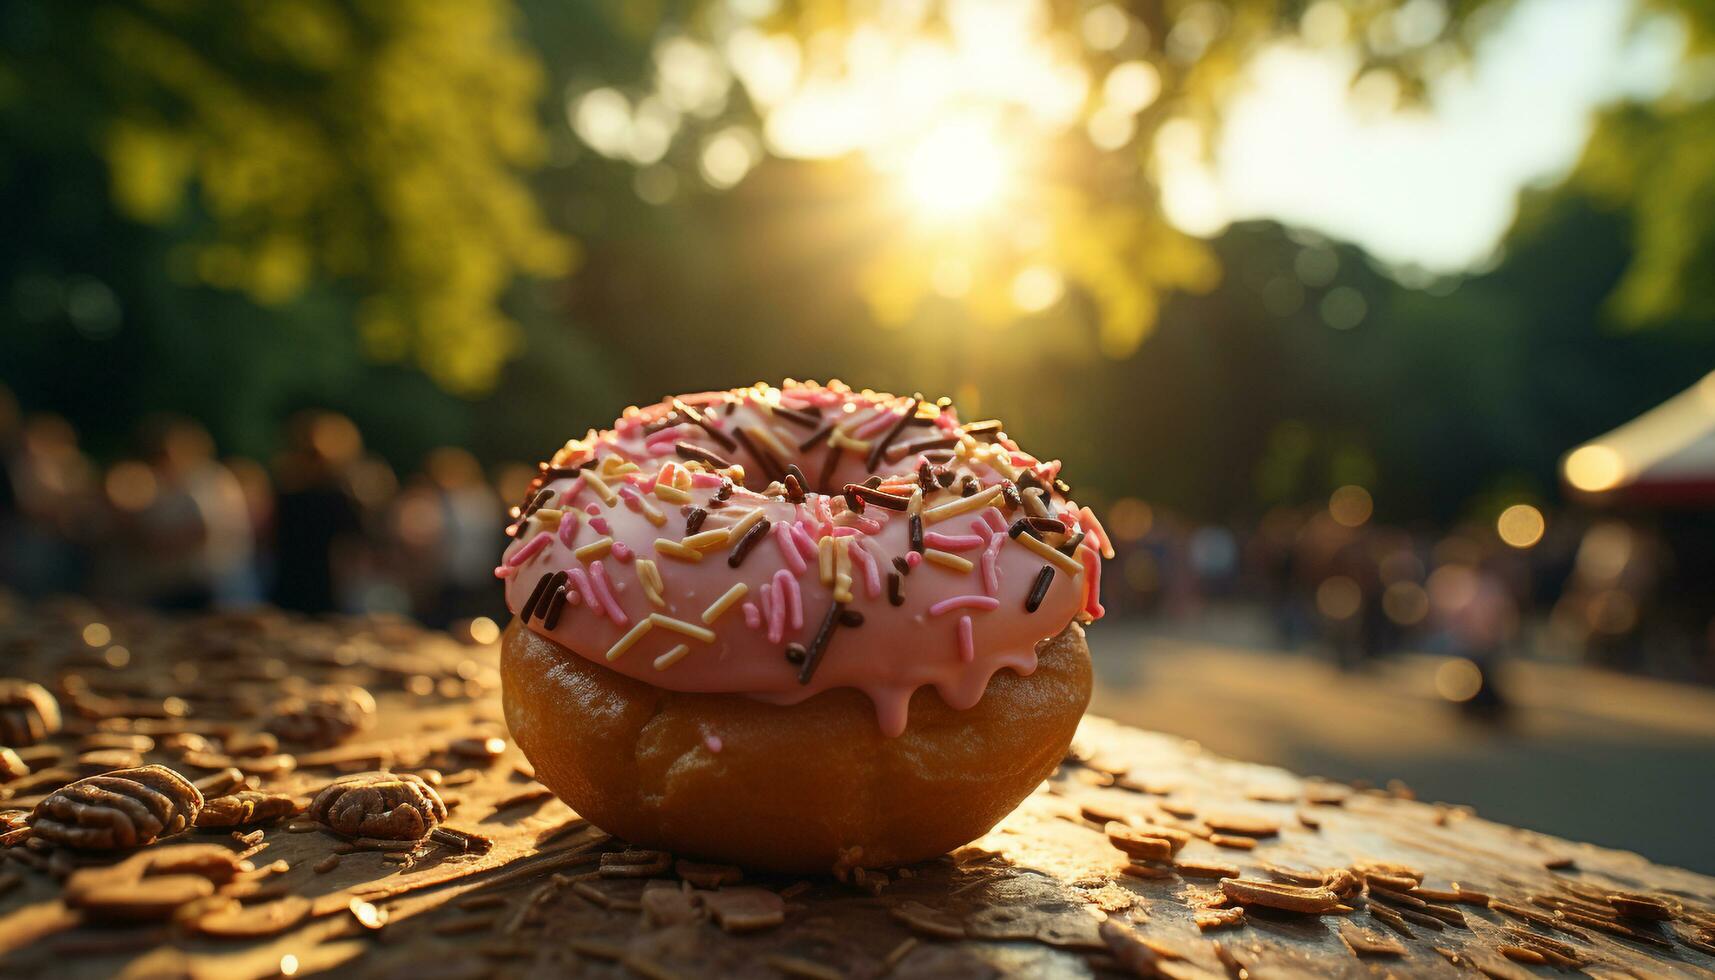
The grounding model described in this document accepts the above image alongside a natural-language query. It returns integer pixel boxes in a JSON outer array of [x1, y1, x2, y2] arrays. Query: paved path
[[1086, 619, 1715, 874]]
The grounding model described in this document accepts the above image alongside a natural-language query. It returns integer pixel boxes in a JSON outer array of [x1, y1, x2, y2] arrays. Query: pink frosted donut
[[498, 381, 1109, 870]]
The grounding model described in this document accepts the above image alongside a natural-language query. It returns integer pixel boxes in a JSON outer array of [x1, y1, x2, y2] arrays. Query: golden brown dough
[[501, 618, 1091, 872]]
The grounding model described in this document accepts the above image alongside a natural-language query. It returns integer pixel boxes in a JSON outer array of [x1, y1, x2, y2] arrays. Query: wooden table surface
[[0, 597, 1712, 978]]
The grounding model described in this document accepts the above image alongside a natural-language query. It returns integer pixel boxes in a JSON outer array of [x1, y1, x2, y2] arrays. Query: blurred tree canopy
[[0, 0, 571, 394]]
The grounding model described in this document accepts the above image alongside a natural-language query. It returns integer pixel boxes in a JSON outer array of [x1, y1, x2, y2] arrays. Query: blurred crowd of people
[[5, 386, 1713, 691], [0, 389, 515, 628]]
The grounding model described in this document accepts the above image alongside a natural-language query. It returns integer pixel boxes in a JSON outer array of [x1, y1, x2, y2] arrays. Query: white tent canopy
[[1563, 371, 1715, 505]]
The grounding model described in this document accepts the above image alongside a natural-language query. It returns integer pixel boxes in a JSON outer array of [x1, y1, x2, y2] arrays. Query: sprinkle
[[816, 445, 843, 496], [715, 479, 734, 501], [771, 404, 821, 429], [923, 485, 1003, 525], [774, 569, 804, 629], [653, 644, 691, 671], [771, 521, 806, 572], [674, 442, 734, 470], [506, 532, 552, 567], [909, 513, 924, 553], [648, 612, 717, 643], [923, 549, 973, 574], [654, 539, 704, 562], [886, 571, 904, 606], [573, 537, 614, 562], [765, 583, 785, 643], [742, 602, 762, 629], [845, 483, 911, 512], [588, 560, 628, 625], [892, 555, 911, 576], [590, 516, 612, 535], [520, 571, 554, 621], [750, 425, 794, 468], [798, 422, 834, 452], [605, 618, 653, 660], [797, 601, 845, 685], [671, 397, 738, 451], [557, 509, 581, 547], [983, 508, 1008, 535], [885, 435, 958, 463], [783, 472, 806, 503], [732, 427, 782, 483], [729, 506, 765, 538], [980, 543, 1001, 596], [654, 482, 691, 505], [685, 507, 708, 535], [729, 517, 771, 568], [1026, 565, 1055, 613], [582, 469, 618, 505], [701, 583, 749, 624], [790, 522, 819, 563], [611, 541, 634, 562], [847, 538, 882, 598], [817, 535, 835, 586], [956, 615, 975, 663], [866, 397, 919, 470], [617, 485, 667, 526], [557, 476, 586, 505], [1021, 486, 1050, 518], [1080, 505, 1117, 560], [924, 532, 984, 551], [1080, 542, 1106, 619], [543, 580, 572, 629], [635, 559, 666, 607], [680, 528, 730, 552], [494, 565, 515, 579], [906, 551, 923, 568], [929, 594, 999, 616], [1015, 529, 1083, 575]]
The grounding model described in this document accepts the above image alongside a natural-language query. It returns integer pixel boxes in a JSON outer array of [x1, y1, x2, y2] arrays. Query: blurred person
[[121, 417, 257, 609], [270, 411, 364, 614], [1428, 554, 1516, 719], [0, 411, 95, 595], [425, 447, 504, 624]]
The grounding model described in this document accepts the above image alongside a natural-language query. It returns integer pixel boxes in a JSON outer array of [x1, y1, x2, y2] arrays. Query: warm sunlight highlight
[[902, 117, 1011, 218]]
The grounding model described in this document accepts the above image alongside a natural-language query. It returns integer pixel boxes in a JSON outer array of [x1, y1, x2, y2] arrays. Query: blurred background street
[[5, 0, 1715, 873]]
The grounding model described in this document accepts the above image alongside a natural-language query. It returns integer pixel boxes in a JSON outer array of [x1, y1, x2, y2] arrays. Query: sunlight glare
[[903, 117, 1009, 217]]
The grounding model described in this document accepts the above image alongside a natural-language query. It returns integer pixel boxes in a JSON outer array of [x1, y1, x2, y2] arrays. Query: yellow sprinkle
[[573, 537, 614, 562], [818, 535, 835, 586], [1016, 529, 1084, 575], [922, 485, 1003, 525], [582, 470, 618, 505], [701, 583, 749, 624], [728, 507, 765, 540], [750, 425, 793, 462], [907, 488, 924, 516], [682, 528, 732, 551], [605, 618, 655, 661], [1021, 487, 1051, 518], [654, 539, 704, 563], [532, 507, 563, 530], [834, 536, 851, 584], [833, 571, 854, 604], [599, 455, 639, 477], [828, 429, 872, 453], [648, 613, 716, 643], [923, 549, 974, 574], [637, 496, 668, 527], [985, 448, 1021, 480], [652, 644, 691, 671], [635, 559, 666, 607], [654, 482, 691, 505]]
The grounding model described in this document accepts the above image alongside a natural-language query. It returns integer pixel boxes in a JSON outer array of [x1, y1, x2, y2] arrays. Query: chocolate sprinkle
[[846, 484, 911, 511], [671, 397, 738, 451], [796, 601, 846, 685], [732, 427, 783, 483], [839, 610, 865, 627], [886, 435, 958, 463], [908, 514, 924, 553], [886, 572, 904, 607], [1025, 565, 1055, 613], [684, 507, 708, 535], [542, 579, 570, 630], [784, 643, 807, 665], [771, 404, 822, 429], [1059, 531, 1087, 556], [960, 476, 978, 497], [842, 485, 865, 513], [1010, 517, 1068, 540], [891, 556, 911, 576], [728, 518, 771, 568], [1001, 481, 1023, 511], [917, 460, 936, 494], [674, 441, 734, 471], [817, 445, 843, 495], [783, 473, 806, 504], [798, 423, 834, 453], [866, 397, 919, 471], [520, 572, 554, 623], [715, 479, 734, 501]]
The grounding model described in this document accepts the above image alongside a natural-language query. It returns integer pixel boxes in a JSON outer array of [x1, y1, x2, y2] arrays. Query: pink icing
[[500, 381, 1101, 737]]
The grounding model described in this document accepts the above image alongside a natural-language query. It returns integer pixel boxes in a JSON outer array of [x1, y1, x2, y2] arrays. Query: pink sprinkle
[[790, 523, 818, 562], [929, 595, 1000, 616], [981, 548, 1000, 597], [957, 615, 975, 663], [704, 735, 723, 753], [692, 472, 723, 487], [558, 476, 585, 504], [587, 560, 628, 625], [831, 526, 860, 537], [848, 539, 882, 599], [765, 582, 785, 643], [493, 565, 515, 579], [584, 502, 601, 516], [645, 427, 682, 451], [742, 602, 762, 629], [844, 515, 883, 535], [814, 496, 834, 534], [618, 484, 641, 505], [905, 551, 923, 568], [854, 407, 901, 439], [774, 569, 803, 630], [773, 521, 806, 573], [595, 516, 615, 535], [983, 508, 1008, 534], [1080, 505, 1113, 558], [925, 532, 984, 551], [970, 518, 994, 540], [934, 411, 958, 431], [610, 541, 634, 563], [1081, 541, 1106, 620], [557, 513, 580, 547], [506, 532, 552, 567], [566, 566, 594, 612]]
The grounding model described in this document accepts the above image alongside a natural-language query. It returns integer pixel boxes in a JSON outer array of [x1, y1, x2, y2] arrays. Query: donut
[[497, 381, 1110, 871]]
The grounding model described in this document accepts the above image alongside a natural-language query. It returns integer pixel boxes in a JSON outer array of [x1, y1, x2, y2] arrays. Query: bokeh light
[[1434, 658, 1484, 702], [1316, 575, 1362, 619], [1564, 444, 1626, 493], [1496, 503, 1546, 549], [1328, 484, 1373, 527]]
